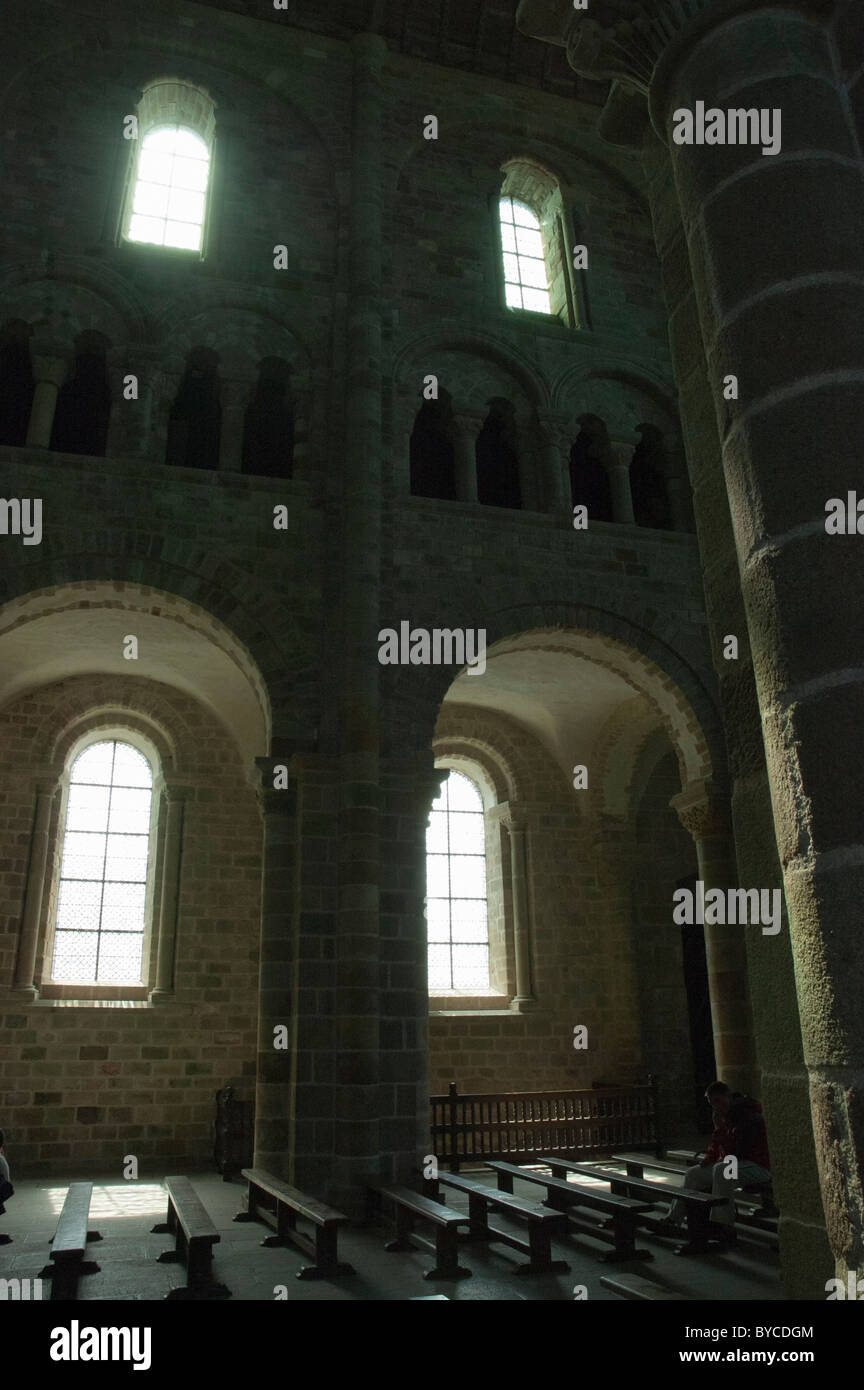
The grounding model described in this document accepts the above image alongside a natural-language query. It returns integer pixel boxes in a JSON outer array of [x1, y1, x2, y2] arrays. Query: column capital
[[448, 407, 486, 443], [535, 409, 572, 451], [29, 348, 69, 387], [498, 803, 529, 834], [517, 1, 830, 100], [670, 779, 731, 840], [159, 779, 192, 805]]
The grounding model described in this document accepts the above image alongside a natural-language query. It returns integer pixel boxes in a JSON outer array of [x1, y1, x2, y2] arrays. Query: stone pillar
[[218, 378, 252, 473], [448, 409, 484, 503], [253, 758, 303, 1181], [518, 0, 850, 1299], [609, 440, 636, 524], [535, 410, 572, 518], [26, 348, 68, 448], [149, 783, 187, 1004], [14, 780, 58, 998], [329, 31, 389, 1209], [500, 806, 535, 1007], [671, 782, 758, 1096]]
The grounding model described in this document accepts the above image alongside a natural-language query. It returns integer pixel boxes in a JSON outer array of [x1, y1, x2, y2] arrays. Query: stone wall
[[0, 674, 260, 1176]]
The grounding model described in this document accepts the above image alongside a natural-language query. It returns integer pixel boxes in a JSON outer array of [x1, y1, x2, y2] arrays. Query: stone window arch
[[497, 158, 583, 327], [426, 754, 534, 1014], [20, 720, 187, 1005], [120, 78, 216, 254], [46, 735, 158, 989]]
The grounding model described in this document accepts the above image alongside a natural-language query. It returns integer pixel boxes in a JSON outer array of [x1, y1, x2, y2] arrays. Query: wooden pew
[[39, 1181, 102, 1301], [235, 1167, 354, 1280], [152, 1176, 226, 1299], [434, 1171, 569, 1275], [367, 1182, 471, 1280], [486, 1160, 653, 1263], [539, 1157, 729, 1256], [641, 1151, 780, 1219], [601, 1272, 689, 1301]]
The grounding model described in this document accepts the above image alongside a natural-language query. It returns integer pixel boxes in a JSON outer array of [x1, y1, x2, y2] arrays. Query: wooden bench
[[486, 1160, 654, 1263], [367, 1182, 471, 1280], [152, 1176, 226, 1299], [539, 1157, 729, 1256], [601, 1272, 689, 1301], [661, 1150, 779, 1217], [39, 1181, 102, 1301], [235, 1167, 354, 1280], [434, 1171, 569, 1276]]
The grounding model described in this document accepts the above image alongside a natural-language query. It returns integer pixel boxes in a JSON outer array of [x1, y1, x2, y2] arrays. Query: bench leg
[[602, 1213, 652, 1263], [467, 1193, 490, 1241], [296, 1223, 354, 1280], [675, 1207, 711, 1257], [385, 1203, 417, 1254], [187, 1237, 214, 1287], [233, 1184, 258, 1224], [426, 1225, 471, 1281], [516, 1225, 569, 1276], [496, 1172, 514, 1194]]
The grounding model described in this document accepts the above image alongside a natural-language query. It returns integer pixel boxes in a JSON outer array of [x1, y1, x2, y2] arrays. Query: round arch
[[0, 579, 274, 765]]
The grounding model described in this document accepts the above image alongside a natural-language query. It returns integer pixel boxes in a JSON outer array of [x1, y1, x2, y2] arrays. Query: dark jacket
[[702, 1094, 771, 1171]]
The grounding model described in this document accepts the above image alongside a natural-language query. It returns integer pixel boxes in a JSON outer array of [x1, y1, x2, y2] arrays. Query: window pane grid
[[127, 125, 210, 251], [51, 741, 152, 985], [499, 197, 552, 315], [426, 772, 489, 991]]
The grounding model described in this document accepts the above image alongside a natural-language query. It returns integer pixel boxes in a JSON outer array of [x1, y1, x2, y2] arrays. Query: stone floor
[[0, 1164, 785, 1302]]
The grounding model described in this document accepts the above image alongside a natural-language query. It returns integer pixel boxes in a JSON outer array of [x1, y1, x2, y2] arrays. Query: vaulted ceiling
[[194, 0, 609, 101]]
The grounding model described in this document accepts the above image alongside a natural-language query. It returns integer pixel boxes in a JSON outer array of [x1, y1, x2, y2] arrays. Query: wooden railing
[[429, 1077, 660, 1172]]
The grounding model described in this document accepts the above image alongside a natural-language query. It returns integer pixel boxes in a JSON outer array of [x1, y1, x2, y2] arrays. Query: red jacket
[[702, 1096, 771, 1172]]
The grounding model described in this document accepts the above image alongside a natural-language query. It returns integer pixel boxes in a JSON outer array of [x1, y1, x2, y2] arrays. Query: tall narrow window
[[127, 127, 210, 250], [499, 198, 551, 314], [121, 79, 216, 253], [426, 771, 489, 991], [51, 741, 154, 985]]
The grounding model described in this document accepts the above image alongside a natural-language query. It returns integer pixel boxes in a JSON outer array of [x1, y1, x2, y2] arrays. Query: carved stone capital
[[670, 780, 730, 841], [498, 803, 528, 834], [535, 410, 572, 452], [517, 1, 829, 103], [448, 408, 486, 444]]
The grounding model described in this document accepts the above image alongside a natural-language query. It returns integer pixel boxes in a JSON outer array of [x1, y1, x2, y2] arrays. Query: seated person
[[0, 1129, 12, 1244], [658, 1081, 771, 1247]]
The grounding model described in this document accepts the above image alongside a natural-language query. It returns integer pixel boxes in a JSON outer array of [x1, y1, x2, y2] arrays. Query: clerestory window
[[121, 79, 216, 253], [499, 198, 552, 314]]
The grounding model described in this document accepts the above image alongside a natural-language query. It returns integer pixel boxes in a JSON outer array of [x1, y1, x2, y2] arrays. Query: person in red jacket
[[659, 1081, 772, 1247]]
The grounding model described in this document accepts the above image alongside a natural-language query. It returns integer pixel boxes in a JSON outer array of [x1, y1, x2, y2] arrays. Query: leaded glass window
[[499, 197, 552, 314], [50, 740, 153, 985], [426, 771, 490, 991]]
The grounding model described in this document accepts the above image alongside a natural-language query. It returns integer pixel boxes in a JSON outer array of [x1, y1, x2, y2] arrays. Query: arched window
[[49, 740, 155, 985], [121, 80, 216, 252], [499, 198, 552, 314], [426, 771, 489, 992]]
